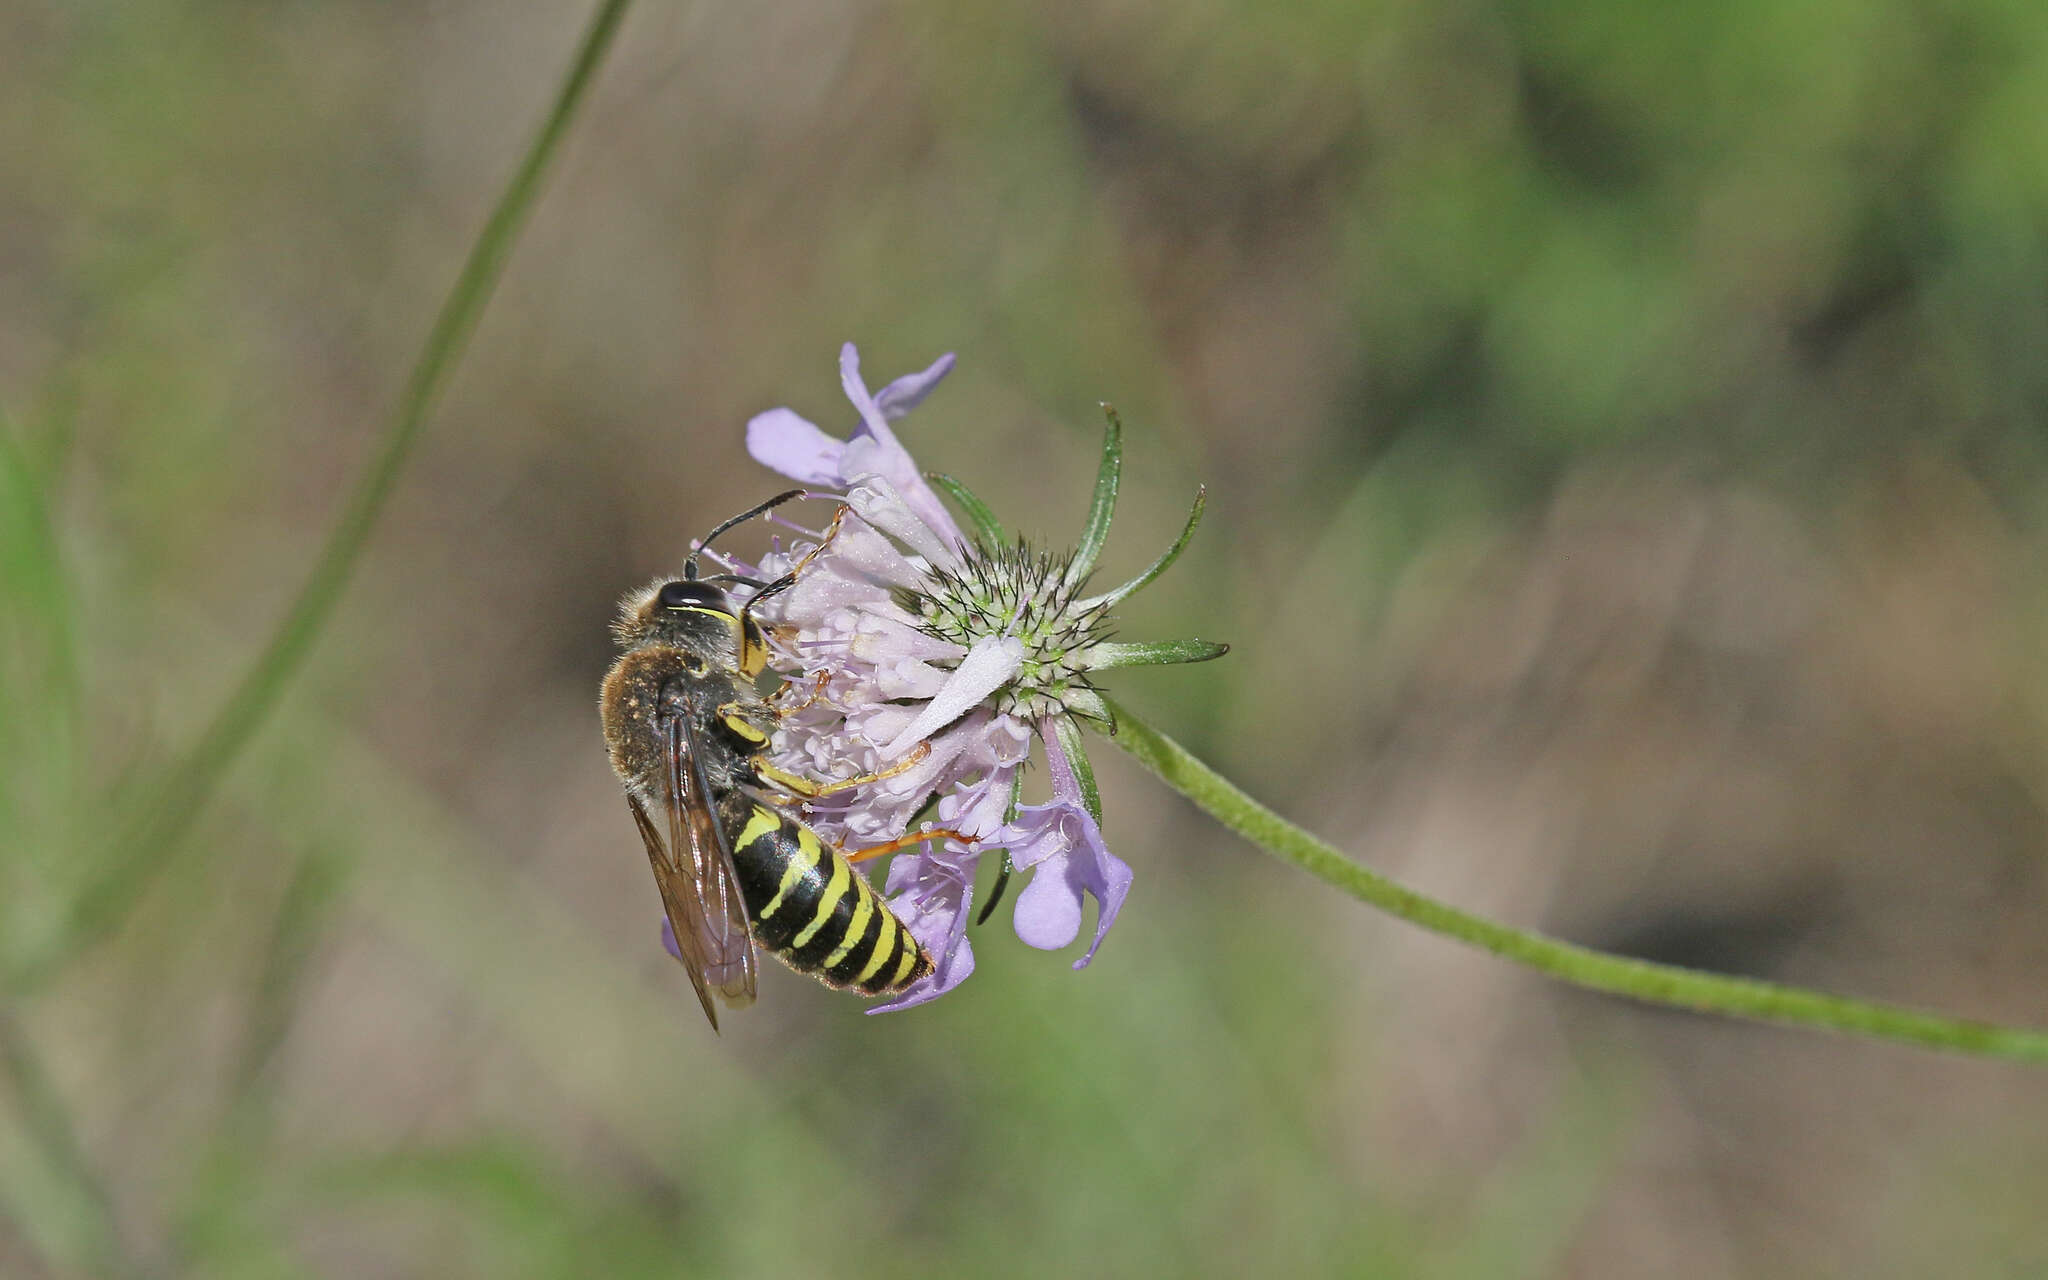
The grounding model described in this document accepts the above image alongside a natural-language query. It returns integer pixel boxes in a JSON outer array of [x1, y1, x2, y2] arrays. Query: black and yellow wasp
[[600, 493, 954, 1029]]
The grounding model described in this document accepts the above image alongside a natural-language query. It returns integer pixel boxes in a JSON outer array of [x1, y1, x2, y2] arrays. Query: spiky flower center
[[910, 541, 1111, 719]]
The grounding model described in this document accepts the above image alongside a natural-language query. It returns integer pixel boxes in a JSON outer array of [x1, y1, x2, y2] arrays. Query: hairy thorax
[[600, 646, 759, 802]]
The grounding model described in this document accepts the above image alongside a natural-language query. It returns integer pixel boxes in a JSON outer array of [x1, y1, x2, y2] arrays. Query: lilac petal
[[838, 444, 955, 550], [1013, 851, 1083, 949], [1011, 836, 1133, 967], [869, 844, 979, 1013], [744, 346, 965, 547], [823, 519, 929, 590], [872, 657, 952, 701], [773, 571, 892, 624], [848, 476, 955, 565], [838, 342, 904, 450], [1000, 721, 1133, 967], [875, 352, 957, 421], [851, 614, 967, 663], [1072, 861, 1133, 965], [941, 765, 1021, 840], [880, 635, 1024, 755], [660, 917, 683, 962], [981, 713, 1035, 768], [860, 714, 984, 800], [746, 407, 845, 486], [868, 931, 974, 1014], [838, 344, 966, 547]]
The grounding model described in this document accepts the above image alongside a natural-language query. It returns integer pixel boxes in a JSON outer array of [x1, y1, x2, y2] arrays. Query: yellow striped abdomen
[[727, 805, 934, 995]]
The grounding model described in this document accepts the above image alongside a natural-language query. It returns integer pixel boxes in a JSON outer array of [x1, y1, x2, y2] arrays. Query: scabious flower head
[[718, 344, 1222, 1011]]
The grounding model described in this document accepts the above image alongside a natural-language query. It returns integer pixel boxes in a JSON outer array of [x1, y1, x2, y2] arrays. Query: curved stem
[[12, 0, 636, 992], [1105, 697, 2048, 1062]]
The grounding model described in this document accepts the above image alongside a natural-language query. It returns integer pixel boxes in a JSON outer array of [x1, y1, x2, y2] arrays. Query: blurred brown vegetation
[[5, 1, 2048, 1276]]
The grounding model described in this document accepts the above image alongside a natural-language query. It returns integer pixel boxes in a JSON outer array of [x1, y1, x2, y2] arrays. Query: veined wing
[[628, 687, 758, 1029]]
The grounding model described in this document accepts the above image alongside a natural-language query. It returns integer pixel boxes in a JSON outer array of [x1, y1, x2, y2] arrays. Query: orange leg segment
[[846, 827, 975, 863]]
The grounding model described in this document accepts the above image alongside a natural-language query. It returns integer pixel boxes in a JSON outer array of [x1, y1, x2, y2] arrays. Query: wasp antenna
[[687, 489, 811, 578]]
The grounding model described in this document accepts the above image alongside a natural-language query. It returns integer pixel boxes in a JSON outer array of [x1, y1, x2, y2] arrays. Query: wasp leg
[[845, 825, 974, 864], [755, 741, 933, 799], [737, 505, 851, 677], [765, 670, 832, 715], [780, 502, 850, 580], [715, 703, 774, 748]]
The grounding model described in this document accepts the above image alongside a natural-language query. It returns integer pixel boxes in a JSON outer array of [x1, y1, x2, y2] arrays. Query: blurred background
[[6, 1, 2048, 1275]]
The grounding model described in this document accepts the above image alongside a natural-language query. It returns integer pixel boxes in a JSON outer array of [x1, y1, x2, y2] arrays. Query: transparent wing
[[628, 693, 757, 1030], [625, 795, 720, 1027], [665, 709, 759, 1008]]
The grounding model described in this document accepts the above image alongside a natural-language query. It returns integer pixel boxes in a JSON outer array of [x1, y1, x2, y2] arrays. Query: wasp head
[[613, 576, 761, 662]]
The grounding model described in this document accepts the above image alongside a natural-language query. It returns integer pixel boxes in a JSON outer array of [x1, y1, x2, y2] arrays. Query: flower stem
[[10, 0, 636, 992], [1104, 697, 2048, 1062]]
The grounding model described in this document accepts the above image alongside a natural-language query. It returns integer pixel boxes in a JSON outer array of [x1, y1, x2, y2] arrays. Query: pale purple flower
[[1002, 724, 1131, 967], [722, 343, 1221, 1010]]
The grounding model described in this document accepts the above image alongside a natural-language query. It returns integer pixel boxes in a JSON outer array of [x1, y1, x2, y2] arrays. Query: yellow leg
[[755, 741, 932, 799], [716, 703, 772, 746]]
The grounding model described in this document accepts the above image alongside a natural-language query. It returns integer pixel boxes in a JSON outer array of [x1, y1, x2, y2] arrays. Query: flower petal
[[745, 408, 845, 486], [824, 519, 930, 589], [941, 765, 1020, 840], [839, 342, 900, 448], [1013, 851, 1084, 949], [869, 842, 979, 1013], [744, 345, 965, 551], [838, 345, 966, 547], [875, 352, 957, 421], [1005, 807, 1132, 966], [871, 656, 953, 701], [847, 476, 955, 565], [880, 635, 1024, 755], [851, 614, 967, 663], [998, 723, 1133, 966], [869, 918, 974, 1013]]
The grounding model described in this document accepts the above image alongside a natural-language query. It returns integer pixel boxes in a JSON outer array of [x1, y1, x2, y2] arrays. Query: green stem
[[1105, 697, 2048, 1062], [10, 0, 635, 992]]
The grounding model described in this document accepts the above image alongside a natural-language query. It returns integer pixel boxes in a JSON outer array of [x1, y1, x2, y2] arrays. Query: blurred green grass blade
[[1107, 696, 2048, 1062], [228, 844, 352, 1106], [0, 413, 80, 692], [0, 413, 82, 766], [0, 410, 84, 959], [0, 1016, 142, 1278], [7, 0, 637, 993], [308, 1141, 702, 1279]]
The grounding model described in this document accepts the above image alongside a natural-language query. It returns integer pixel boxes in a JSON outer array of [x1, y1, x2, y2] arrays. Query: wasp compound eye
[[658, 580, 726, 611]]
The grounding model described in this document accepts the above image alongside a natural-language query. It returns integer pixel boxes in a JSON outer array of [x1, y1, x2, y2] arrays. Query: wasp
[[600, 493, 962, 1029]]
